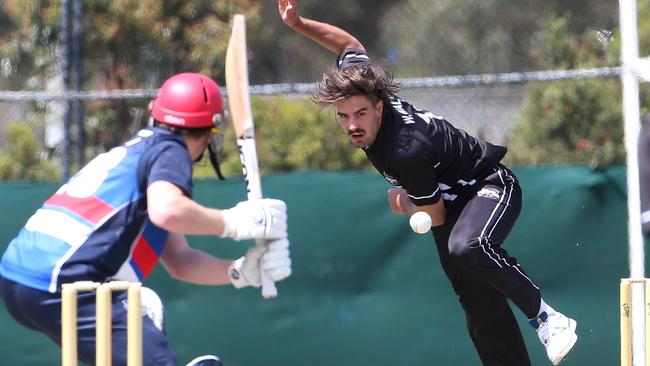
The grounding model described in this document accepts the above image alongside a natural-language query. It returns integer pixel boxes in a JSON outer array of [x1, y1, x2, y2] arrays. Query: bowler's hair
[[312, 66, 400, 105]]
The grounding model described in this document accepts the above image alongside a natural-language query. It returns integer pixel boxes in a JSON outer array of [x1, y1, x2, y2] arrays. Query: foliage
[[0, 0, 260, 148], [505, 78, 624, 167], [0, 122, 60, 181], [193, 96, 371, 178], [375, 0, 617, 77], [252, 0, 397, 83], [0, 0, 642, 179], [1, 0, 260, 81], [251, 0, 617, 81], [505, 4, 650, 167]]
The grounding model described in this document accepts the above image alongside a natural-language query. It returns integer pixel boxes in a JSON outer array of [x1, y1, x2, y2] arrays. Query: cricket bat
[[225, 14, 277, 299]]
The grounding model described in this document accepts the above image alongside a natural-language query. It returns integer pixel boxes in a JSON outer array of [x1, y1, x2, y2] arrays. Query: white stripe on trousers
[[477, 167, 539, 290]]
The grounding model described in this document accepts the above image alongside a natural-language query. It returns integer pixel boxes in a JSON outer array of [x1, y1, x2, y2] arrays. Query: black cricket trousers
[[432, 165, 541, 366]]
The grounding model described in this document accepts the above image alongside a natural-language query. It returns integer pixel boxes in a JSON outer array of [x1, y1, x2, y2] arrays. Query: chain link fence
[[0, 66, 622, 174], [0, 0, 635, 178]]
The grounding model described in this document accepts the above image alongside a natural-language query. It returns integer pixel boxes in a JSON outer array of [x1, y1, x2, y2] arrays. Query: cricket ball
[[409, 211, 432, 234]]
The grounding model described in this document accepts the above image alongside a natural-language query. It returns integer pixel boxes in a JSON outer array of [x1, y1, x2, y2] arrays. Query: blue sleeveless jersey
[[0, 127, 193, 293]]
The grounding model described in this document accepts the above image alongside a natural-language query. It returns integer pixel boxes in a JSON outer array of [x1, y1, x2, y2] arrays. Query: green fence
[[0, 166, 633, 365]]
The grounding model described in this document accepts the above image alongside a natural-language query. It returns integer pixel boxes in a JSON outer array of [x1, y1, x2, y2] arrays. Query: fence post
[[59, 0, 73, 180]]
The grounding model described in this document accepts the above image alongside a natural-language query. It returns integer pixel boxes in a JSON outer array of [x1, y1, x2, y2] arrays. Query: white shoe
[[530, 311, 577, 365]]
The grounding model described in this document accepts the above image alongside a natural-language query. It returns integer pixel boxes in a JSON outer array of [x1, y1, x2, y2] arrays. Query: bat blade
[[226, 14, 263, 200], [225, 14, 277, 299], [226, 14, 254, 139]]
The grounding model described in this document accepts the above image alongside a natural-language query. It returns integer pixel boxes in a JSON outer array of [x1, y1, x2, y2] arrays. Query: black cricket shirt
[[337, 49, 507, 206]]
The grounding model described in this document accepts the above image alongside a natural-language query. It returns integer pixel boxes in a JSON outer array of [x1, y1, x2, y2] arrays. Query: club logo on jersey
[[477, 187, 501, 201], [382, 171, 400, 186]]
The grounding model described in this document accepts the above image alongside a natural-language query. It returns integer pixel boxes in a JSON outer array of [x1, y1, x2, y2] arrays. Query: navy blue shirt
[[0, 127, 192, 292]]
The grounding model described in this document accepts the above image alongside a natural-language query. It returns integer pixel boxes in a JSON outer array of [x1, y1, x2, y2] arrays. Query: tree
[[506, 77, 624, 167], [0, 0, 261, 150], [250, 0, 397, 83], [506, 1, 650, 167], [0, 122, 60, 181], [376, 0, 617, 77]]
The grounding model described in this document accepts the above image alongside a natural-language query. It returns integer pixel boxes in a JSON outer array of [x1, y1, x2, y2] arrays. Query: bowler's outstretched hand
[[278, 0, 300, 27]]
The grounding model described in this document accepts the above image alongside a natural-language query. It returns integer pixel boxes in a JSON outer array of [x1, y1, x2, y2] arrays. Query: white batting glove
[[261, 239, 292, 281], [220, 199, 287, 241], [228, 239, 292, 288]]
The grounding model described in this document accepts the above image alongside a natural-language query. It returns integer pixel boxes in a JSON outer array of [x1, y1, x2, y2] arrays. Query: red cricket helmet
[[151, 72, 223, 128]]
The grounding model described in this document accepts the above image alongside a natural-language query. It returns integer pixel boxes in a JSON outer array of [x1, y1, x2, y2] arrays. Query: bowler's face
[[335, 95, 383, 148]]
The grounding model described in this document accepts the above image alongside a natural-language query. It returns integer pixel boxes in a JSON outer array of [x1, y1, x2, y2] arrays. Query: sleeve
[[396, 152, 442, 206], [147, 143, 194, 198], [337, 48, 372, 70]]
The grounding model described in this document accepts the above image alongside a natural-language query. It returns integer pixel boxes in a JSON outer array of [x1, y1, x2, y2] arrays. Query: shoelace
[[529, 311, 552, 344], [529, 310, 549, 329]]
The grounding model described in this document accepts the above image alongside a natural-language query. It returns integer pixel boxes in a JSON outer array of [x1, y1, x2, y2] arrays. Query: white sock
[[537, 298, 556, 317], [529, 299, 555, 329]]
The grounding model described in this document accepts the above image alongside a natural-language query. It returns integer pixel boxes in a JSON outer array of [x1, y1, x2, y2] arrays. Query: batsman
[[279, 0, 577, 365], [0, 72, 292, 365]]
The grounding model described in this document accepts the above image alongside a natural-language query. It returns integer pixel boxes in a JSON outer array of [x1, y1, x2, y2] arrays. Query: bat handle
[[256, 239, 278, 299], [261, 268, 277, 299]]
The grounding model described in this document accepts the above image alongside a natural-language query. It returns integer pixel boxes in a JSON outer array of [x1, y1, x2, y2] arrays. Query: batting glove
[[228, 239, 292, 288], [220, 199, 287, 241]]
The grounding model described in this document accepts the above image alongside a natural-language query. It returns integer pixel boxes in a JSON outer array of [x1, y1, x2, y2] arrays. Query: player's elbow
[[165, 263, 189, 280], [161, 251, 193, 281], [148, 209, 175, 230], [147, 181, 188, 230], [148, 199, 184, 230], [345, 37, 365, 52]]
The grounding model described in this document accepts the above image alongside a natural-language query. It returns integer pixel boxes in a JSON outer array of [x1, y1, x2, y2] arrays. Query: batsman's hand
[[228, 239, 292, 288], [220, 199, 287, 241]]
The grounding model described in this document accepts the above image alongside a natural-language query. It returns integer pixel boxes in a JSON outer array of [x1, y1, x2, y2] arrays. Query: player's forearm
[[157, 199, 226, 235], [159, 200, 228, 236], [414, 201, 446, 227], [290, 16, 364, 54], [389, 188, 445, 226], [165, 248, 232, 285], [147, 181, 227, 236]]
